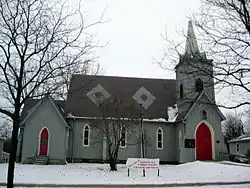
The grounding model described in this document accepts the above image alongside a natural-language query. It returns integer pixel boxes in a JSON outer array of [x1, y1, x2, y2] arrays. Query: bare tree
[[223, 113, 245, 151], [0, 0, 104, 187], [92, 97, 141, 171], [158, 0, 250, 109], [54, 47, 103, 100], [243, 107, 250, 133], [0, 119, 12, 138]]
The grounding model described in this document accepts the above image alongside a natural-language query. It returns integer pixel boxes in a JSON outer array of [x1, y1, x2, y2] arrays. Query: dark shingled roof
[[21, 98, 65, 122], [65, 75, 176, 119]]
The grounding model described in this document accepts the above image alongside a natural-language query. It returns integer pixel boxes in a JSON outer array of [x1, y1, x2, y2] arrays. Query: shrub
[[245, 149, 250, 158]]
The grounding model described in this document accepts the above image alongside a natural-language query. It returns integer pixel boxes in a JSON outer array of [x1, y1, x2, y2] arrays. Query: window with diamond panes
[[157, 127, 163, 149]]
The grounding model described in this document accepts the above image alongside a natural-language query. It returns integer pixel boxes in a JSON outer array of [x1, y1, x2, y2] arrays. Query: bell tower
[[175, 21, 215, 113]]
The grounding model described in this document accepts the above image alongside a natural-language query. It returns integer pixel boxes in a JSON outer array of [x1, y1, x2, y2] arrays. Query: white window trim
[[156, 127, 163, 150], [120, 126, 127, 148], [236, 143, 240, 152], [83, 124, 90, 147]]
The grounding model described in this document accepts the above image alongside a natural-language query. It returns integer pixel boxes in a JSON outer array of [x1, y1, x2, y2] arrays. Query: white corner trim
[[38, 127, 50, 156], [83, 124, 90, 147], [194, 120, 215, 160], [156, 127, 163, 150]]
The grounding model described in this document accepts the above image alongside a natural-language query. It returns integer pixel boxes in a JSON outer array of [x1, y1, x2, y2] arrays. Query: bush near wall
[[246, 149, 250, 158]]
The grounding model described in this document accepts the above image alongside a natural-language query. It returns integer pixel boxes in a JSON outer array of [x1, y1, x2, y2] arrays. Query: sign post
[[126, 158, 160, 177]]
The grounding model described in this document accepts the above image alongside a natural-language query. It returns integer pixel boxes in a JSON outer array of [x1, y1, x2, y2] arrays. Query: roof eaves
[[228, 135, 250, 143], [21, 98, 44, 125], [203, 92, 226, 120], [47, 96, 69, 128], [183, 90, 205, 120]]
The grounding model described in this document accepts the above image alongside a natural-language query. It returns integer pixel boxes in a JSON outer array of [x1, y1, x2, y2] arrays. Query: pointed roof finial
[[185, 21, 200, 56]]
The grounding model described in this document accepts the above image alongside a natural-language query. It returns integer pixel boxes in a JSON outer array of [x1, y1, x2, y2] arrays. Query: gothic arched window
[[120, 126, 126, 148], [83, 125, 90, 146], [180, 84, 184, 99], [195, 78, 204, 92], [156, 127, 163, 149], [202, 110, 207, 120]]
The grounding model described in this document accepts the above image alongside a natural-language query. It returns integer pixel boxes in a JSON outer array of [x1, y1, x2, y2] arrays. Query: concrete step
[[34, 156, 48, 165]]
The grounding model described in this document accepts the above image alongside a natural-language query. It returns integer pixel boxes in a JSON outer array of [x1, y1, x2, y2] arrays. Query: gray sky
[[76, 0, 201, 79]]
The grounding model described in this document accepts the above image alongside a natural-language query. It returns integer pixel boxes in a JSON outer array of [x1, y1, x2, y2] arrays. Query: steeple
[[176, 20, 215, 107], [185, 21, 200, 56]]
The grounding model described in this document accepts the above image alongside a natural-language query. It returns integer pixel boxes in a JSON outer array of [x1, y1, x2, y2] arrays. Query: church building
[[18, 21, 226, 165]]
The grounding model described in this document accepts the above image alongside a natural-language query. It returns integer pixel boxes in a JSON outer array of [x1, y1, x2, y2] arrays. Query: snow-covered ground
[[0, 161, 250, 185], [1, 186, 250, 188]]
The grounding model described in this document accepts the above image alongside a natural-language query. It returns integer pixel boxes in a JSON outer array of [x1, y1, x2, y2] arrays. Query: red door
[[196, 123, 212, 160], [39, 128, 49, 156]]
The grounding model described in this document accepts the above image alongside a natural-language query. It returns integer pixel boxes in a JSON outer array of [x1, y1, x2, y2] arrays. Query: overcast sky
[[75, 0, 201, 79]]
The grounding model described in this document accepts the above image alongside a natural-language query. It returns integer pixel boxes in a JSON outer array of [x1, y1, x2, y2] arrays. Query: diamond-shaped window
[[86, 84, 111, 106], [133, 86, 155, 109]]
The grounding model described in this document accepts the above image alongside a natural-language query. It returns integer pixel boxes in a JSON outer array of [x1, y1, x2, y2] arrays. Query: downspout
[[71, 120, 74, 163], [139, 104, 145, 158], [65, 127, 70, 163], [140, 104, 146, 177]]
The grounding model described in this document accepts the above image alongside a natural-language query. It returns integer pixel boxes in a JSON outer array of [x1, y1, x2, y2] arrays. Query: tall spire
[[185, 21, 200, 56]]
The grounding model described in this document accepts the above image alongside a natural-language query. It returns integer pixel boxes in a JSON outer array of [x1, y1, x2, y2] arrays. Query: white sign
[[126, 158, 160, 169]]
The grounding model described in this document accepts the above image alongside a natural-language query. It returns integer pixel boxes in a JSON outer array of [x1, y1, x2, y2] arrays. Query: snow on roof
[[142, 118, 167, 123], [67, 104, 179, 123], [67, 115, 169, 123], [228, 134, 250, 143], [167, 104, 178, 122]]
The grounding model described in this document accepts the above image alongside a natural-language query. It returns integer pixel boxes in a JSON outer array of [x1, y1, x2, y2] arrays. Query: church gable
[[184, 91, 225, 121], [21, 95, 67, 127]]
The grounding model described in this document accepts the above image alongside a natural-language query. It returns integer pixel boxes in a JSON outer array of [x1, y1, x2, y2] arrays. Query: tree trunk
[[18, 128, 24, 162], [109, 157, 117, 171], [7, 117, 20, 188]]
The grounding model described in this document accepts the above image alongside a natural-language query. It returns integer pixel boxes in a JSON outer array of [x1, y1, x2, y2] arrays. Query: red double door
[[39, 128, 49, 156], [196, 123, 213, 160]]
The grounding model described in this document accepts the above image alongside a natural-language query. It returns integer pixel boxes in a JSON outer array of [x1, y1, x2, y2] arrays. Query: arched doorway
[[195, 123, 212, 160], [39, 128, 49, 156]]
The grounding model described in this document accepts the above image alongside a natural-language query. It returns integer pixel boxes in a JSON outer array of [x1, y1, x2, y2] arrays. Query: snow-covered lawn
[[0, 161, 250, 185], [1, 186, 250, 188]]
